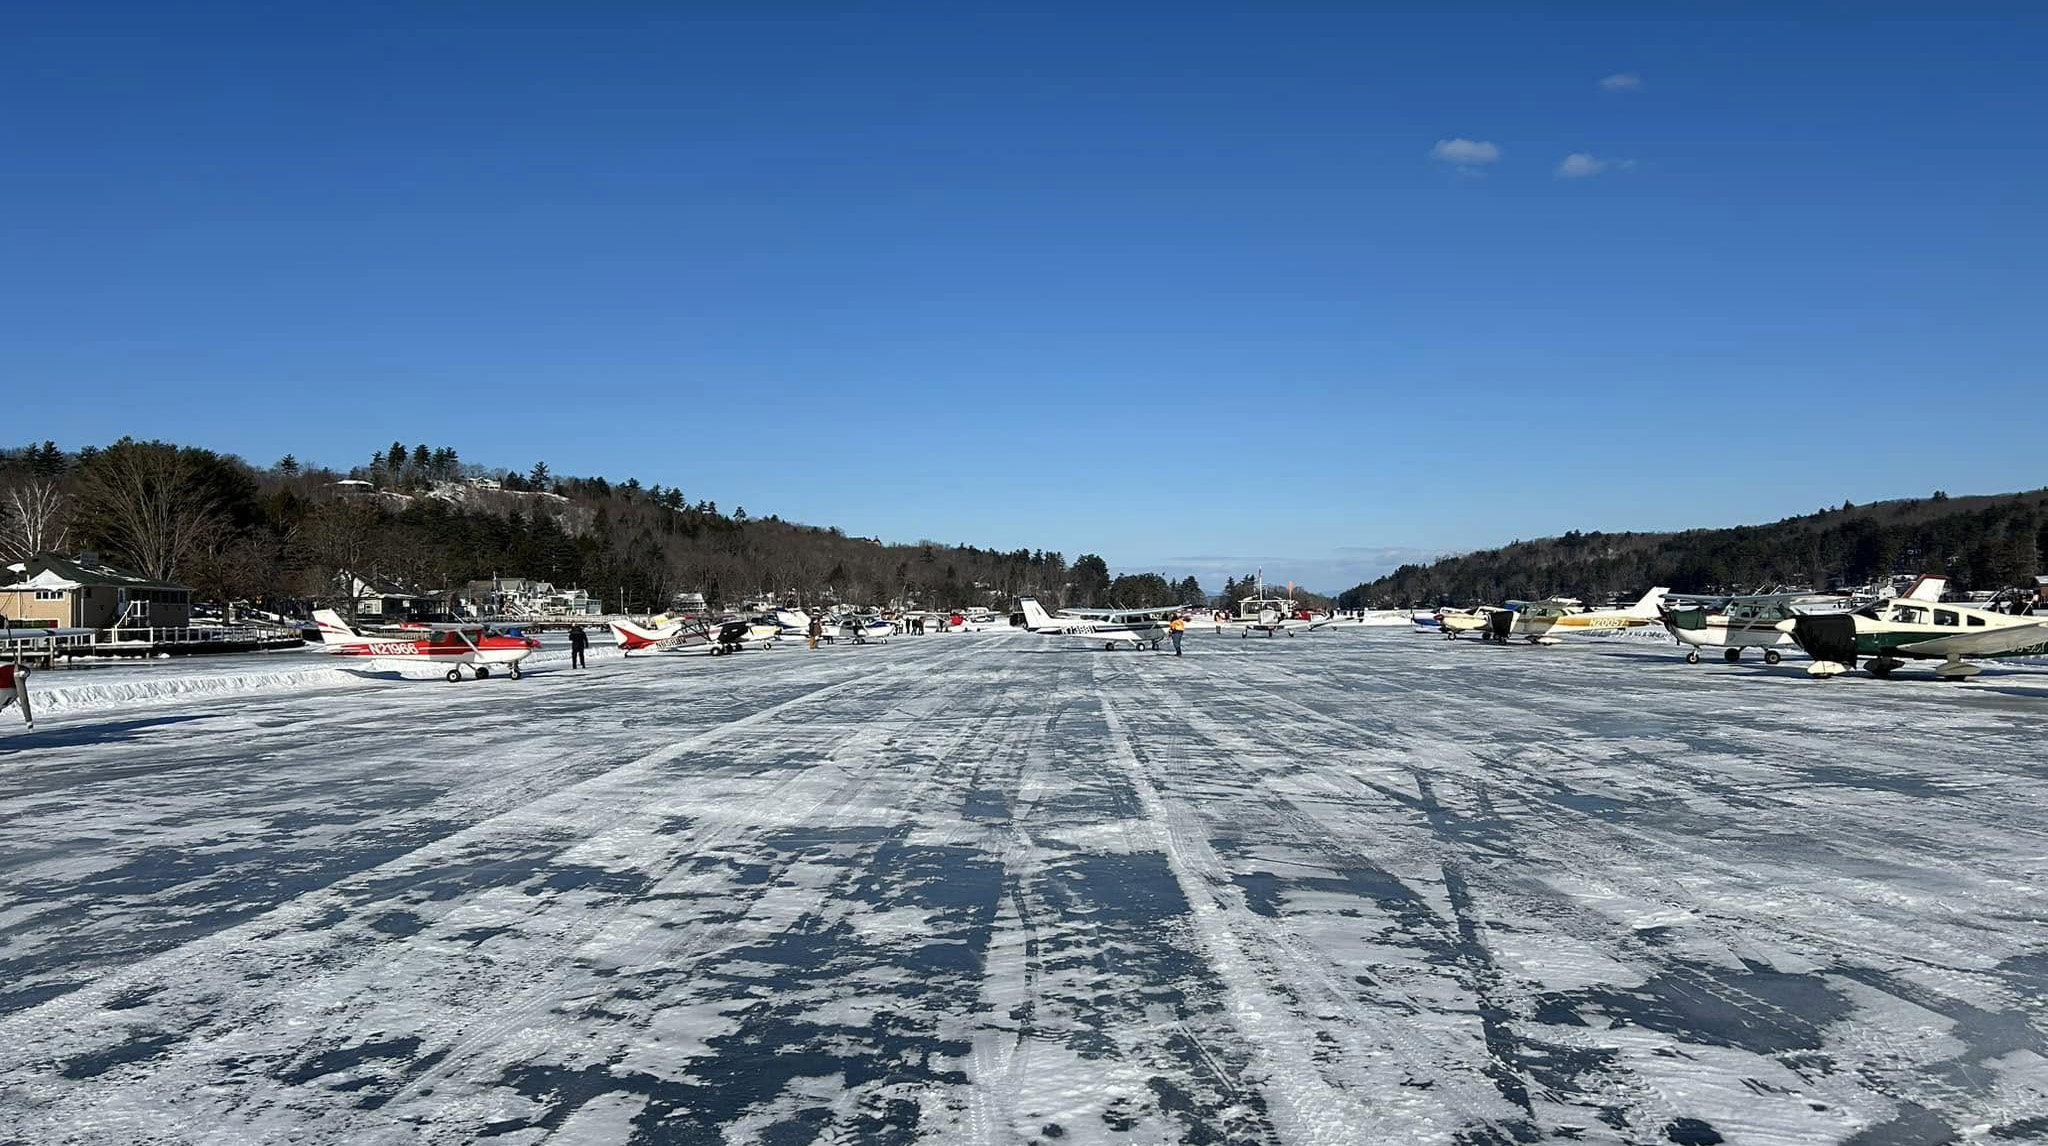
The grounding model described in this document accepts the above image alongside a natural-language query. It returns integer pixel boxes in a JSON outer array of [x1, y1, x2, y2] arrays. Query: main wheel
[[1105, 641, 1116, 651], [474, 666, 490, 679], [1724, 648, 1741, 663], [1868, 663, 1893, 680], [1764, 650, 1782, 665], [1685, 650, 1700, 664], [446, 668, 461, 683]]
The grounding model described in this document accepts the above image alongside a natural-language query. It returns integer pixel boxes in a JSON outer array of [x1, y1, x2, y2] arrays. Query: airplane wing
[[1058, 606, 1181, 617], [1899, 621, 2048, 659]]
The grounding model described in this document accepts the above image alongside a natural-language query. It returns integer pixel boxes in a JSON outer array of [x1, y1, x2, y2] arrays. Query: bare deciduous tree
[[0, 477, 67, 561], [302, 497, 385, 623]]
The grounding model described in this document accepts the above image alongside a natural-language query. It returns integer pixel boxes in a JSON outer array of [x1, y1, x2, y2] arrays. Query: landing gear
[[1724, 648, 1741, 663], [509, 664, 522, 679], [1764, 650, 1782, 666], [1151, 638, 1163, 650], [474, 666, 491, 680], [1867, 657, 1900, 680], [1105, 641, 1117, 651], [446, 668, 462, 683], [1685, 650, 1701, 664]]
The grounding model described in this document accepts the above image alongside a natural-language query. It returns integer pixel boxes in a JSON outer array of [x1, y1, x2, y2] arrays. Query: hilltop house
[[0, 553, 193, 630]]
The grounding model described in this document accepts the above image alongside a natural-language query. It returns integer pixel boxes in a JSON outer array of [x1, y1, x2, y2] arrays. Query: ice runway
[[1, 632, 2044, 1144]]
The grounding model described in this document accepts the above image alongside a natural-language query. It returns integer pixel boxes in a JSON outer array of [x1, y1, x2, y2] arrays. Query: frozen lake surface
[[2, 631, 2044, 1144]]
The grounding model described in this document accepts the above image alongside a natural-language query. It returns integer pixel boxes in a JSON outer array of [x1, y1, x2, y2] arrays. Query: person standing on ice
[[1169, 612, 1187, 656], [568, 624, 588, 669], [807, 613, 823, 650]]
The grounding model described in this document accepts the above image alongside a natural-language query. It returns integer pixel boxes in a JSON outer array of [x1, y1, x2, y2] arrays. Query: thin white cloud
[[1556, 153, 1635, 178], [1598, 73, 1642, 92], [1429, 138, 1500, 167]]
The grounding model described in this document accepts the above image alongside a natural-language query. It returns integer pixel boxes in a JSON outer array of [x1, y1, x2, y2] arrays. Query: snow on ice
[[0, 631, 2044, 1144]]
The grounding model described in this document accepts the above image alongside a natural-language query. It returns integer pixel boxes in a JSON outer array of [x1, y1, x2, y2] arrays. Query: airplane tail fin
[[1629, 588, 1672, 618], [1018, 597, 1055, 630], [610, 619, 653, 648], [312, 609, 364, 646], [1904, 575, 1947, 602]]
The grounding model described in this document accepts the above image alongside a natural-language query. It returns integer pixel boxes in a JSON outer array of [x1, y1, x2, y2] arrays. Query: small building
[[0, 552, 193, 630], [2035, 575, 2048, 607], [342, 574, 435, 621], [672, 591, 708, 614]]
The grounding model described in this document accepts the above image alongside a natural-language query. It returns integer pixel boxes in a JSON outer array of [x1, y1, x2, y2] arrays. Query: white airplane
[[829, 614, 894, 644], [773, 608, 815, 640], [1505, 588, 1671, 645], [314, 609, 539, 681], [1018, 597, 1177, 650]]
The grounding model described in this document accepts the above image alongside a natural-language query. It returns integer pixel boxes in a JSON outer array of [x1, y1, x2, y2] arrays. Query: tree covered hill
[[1337, 487, 2048, 608], [0, 438, 1174, 613]]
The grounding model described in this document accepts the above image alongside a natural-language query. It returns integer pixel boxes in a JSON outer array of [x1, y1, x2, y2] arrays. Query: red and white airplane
[[0, 661, 30, 729], [313, 609, 540, 681], [609, 614, 711, 655], [610, 615, 766, 656]]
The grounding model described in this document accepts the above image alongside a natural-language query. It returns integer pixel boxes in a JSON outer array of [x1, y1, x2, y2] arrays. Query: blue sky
[[7, 5, 2045, 591]]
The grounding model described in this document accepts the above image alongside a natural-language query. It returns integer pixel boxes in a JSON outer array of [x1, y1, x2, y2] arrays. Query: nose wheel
[[1685, 650, 1700, 664], [1764, 650, 1782, 665]]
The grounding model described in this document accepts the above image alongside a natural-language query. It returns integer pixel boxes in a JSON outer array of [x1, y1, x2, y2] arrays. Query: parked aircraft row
[[1410, 574, 2047, 681]]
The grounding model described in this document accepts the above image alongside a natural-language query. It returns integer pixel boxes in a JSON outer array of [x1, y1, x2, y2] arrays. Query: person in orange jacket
[[1169, 612, 1187, 656]]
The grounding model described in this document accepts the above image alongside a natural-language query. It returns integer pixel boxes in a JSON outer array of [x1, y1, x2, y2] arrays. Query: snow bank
[[30, 644, 621, 716]]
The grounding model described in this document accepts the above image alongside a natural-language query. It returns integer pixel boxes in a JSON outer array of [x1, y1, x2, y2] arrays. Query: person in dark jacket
[[568, 623, 588, 668]]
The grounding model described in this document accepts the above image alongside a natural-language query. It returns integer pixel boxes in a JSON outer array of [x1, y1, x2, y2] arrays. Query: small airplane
[[1504, 588, 1671, 645], [611, 614, 766, 656], [313, 609, 539, 681], [829, 614, 895, 644], [1018, 597, 1177, 650], [1790, 575, 2048, 680], [1656, 588, 1861, 665], [610, 614, 711, 655], [1433, 606, 1504, 640], [0, 659, 30, 729], [1216, 576, 1330, 637]]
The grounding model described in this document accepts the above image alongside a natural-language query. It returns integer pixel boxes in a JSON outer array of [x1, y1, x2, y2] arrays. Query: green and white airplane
[[1791, 575, 2048, 680]]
